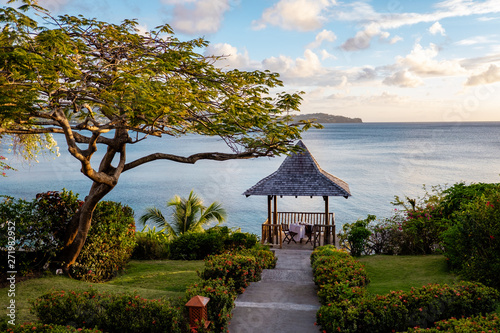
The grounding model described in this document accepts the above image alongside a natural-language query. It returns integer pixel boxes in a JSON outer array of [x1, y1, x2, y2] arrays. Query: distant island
[[292, 113, 362, 123]]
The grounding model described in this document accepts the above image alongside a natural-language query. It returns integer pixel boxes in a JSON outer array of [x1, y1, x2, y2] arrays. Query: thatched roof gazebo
[[243, 140, 351, 248]]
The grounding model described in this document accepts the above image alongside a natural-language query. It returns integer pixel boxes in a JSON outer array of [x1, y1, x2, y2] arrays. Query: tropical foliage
[[139, 191, 226, 238]]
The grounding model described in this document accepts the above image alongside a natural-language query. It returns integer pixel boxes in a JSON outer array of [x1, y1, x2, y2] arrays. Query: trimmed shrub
[[199, 252, 259, 293], [132, 226, 170, 260], [169, 230, 225, 260], [185, 278, 237, 332], [169, 226, 259, 260], [70, 201, 136, 282], [30, 289, 185, 333], [404, 313, 500, 332], [187, 246, 276, 332], [4, 323, 101, 333], [316, 282, 499, 333]]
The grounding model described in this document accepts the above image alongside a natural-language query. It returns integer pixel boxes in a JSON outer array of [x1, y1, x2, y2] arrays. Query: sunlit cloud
[[339, 0, 500, 51], [307, 29, 337, 49], [252, 0, 336, 31], [429, 22, 446, 36], [383, 70, 424, 88], [465, 64, 500, 86], [163, 0, 232, 34]]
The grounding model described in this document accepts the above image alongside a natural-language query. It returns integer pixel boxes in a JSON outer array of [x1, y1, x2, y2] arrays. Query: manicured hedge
[[4, 323, 101, 333], [187, 246, 277, 332], [30, 246, 277, 333], [317, 282, 499, 333], [31, 289, 185, 333], [311, 245, 500, 333], [404, 313, 500, 332]]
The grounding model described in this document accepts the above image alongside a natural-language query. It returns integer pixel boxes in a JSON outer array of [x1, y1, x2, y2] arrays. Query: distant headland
[[292, 113, 362, 123]]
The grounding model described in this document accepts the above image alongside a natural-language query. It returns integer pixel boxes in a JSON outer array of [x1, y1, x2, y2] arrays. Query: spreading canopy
[[0, 2, 313, 188], [0, 1, 316, 269]]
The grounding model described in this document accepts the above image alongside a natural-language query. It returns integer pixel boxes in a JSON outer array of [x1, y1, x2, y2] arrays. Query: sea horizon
[[2, 121, 500, 236]]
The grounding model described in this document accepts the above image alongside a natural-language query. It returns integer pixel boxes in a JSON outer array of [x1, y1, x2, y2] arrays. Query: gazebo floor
[[263, 233, 340, 250]]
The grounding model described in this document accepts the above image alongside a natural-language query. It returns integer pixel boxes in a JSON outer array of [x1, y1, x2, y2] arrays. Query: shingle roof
[[243, 140, 351, 198]]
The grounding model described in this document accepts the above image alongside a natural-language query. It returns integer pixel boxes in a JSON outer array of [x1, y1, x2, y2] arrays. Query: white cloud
[[388, 36, 403, 44], [339, 0, 500, 51], [383, 70, 424, 88], [252, 0, 335, 31], [262, 49, 323, 78], [307, 29, 337, 49], [429, 22, 446, 36], [320, 49, 336, 60], [465, 64, 500, 85], [395, 43, 465, 77], [204, 43, 254, 69], [455, 35, 497, 46], [166, 0, 232, 34]]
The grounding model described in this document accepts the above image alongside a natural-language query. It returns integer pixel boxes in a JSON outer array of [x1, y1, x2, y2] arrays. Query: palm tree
[[139, 191, 226, 238]]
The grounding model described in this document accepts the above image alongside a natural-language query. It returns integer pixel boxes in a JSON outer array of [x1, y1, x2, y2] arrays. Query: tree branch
[[123, 150, 266, 172]]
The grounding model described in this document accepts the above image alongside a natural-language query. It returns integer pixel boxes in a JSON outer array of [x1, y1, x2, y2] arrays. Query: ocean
[[2, 122, 500, 235]]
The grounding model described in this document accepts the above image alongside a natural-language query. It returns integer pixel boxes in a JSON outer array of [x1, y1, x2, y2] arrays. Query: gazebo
[[243, 140, 351, 248]]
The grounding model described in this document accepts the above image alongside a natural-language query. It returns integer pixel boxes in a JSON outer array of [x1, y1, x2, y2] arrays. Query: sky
[[2, 0, 500, 122]]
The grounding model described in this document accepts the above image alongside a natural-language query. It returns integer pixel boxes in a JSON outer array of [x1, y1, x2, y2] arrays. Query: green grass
[[0, 259, 204, 324], [358, 254, 459, 295]]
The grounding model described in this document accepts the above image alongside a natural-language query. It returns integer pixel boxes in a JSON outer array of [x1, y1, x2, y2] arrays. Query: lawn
[[357, 254, 459, 295], [0, 259, 204, 324]]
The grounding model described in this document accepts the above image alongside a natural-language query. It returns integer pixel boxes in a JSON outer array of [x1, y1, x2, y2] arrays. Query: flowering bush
[[185, 278, 237, 332], [316, 282, 499, 333], [404, 313, 500, 332], [441, 186, 500, 289], [312, 245, 499, 333], [188, 246, 276, 332], [199, 253, 259, 293], [30, 289, 185, 333]]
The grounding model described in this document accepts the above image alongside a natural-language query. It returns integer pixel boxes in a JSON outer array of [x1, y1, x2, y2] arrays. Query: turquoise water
[[2, 122, 500, 234]]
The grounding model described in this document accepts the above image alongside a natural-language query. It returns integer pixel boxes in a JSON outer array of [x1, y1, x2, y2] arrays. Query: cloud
[[383, 70, 424, 88], [263, 49, 323, 78], [252, 0, 335, 31], [429, 22, 446, 36], [465, 64, 500, 85], [204, 43, 255, 69], [339, 0, 500, 51], [307, 29, 337, 49], [165, 0, 232, 34], [395, 43, 465, 76], [455, 35, 497, 46], [341, 23, 382, 51], [320, 49, 336, 60]]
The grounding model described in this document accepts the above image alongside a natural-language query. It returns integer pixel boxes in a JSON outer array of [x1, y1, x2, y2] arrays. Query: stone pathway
[[228, 249, 320, 333]]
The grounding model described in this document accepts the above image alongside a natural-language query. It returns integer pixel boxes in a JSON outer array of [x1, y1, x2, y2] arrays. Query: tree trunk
[[58, 182, 114, 273]]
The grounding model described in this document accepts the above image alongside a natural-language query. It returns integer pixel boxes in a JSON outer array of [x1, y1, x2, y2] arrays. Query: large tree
[[0, 1, 315, 271]]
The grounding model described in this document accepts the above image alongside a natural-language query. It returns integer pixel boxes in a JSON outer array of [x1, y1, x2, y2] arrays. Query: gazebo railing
[[261, 212, 335, 248]]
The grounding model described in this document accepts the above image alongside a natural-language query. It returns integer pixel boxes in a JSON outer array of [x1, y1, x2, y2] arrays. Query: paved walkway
[[228, 249, 320, 333]]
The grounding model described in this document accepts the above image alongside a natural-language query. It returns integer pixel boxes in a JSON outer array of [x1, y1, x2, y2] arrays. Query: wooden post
[[324, 196, 329, 245], [273, 195, 278, 244], [267, 195, 272, 244]]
